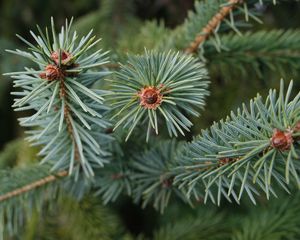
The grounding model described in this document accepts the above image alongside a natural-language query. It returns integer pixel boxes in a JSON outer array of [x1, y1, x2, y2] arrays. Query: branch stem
[[59, 78, 80, 161], [185, 0, 241, 54], [0, 170, 68, 202]]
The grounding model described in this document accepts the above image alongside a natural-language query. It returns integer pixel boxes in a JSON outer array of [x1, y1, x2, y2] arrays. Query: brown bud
[[138, 86, 163, 110], [270, 129, 293, 151], [111, 173, 124, 180], [195, 197, 204, 204], [162, 178, 173, 188], [105, 128, 114, 134], [51, 50, 72, 65], [160, 175, 173, 188], [218, 158, 234, 167], [40, 64, 64, 81]]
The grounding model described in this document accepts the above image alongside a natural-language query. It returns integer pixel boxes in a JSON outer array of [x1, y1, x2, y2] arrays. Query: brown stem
[[103, 63, 120, 69], [0, 170, 68, 202], [60, 79, 73, 135], [185, 0, 241, 54], [59, 78, 80, 161]]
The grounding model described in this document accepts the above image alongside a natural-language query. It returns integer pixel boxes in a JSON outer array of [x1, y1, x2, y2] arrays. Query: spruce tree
[[1, 0, 300, 239]]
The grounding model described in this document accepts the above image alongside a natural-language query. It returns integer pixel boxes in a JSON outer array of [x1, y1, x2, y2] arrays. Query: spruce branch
[[94, 161, 132, 204], [0, 170, 67, 202], [94, 129, 146, 204], [130, 140, 190, 213], [205, 29, 300, 79], [109, 50, 209, 141], [185, 0, 240, 54], [0, 164, 95, 238], [174, 80, 300, 205], [183, 0, 279, 54], [0, 165, 65, 236], [5, 18, 112, 177]]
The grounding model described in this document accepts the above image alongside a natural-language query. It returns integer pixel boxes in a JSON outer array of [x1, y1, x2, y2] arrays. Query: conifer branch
[[204, 29, 300, 79], [109, 50, 209, 141], [0, 165, 67, 236], [182, 0, 280, 54], [93, 130, 146, 205], [174, 80, 300, 205], [5, 18, 112, 177], [2, 3, 300, 235], [185, 0, 240, 54], [0, 170, 67, 202], [130, 140, 190, 213]]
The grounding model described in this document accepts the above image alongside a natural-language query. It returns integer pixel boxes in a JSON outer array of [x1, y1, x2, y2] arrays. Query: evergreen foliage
[[174, 80, 300, 205], [109, 50, 209, 140], [205, 29, 300, 79], [1, 0, 300, 238], [0, 165, 62, 237], [130, 140, 188, 213], [162, 0, 278, 52], [4, 18, 112, 177]]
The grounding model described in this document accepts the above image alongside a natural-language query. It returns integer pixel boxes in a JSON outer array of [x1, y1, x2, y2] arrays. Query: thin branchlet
[[0, 170, 68, 202], [59, 76, 81, 162], [185, 0, 241, 54], [174, 80, 300, 205]]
